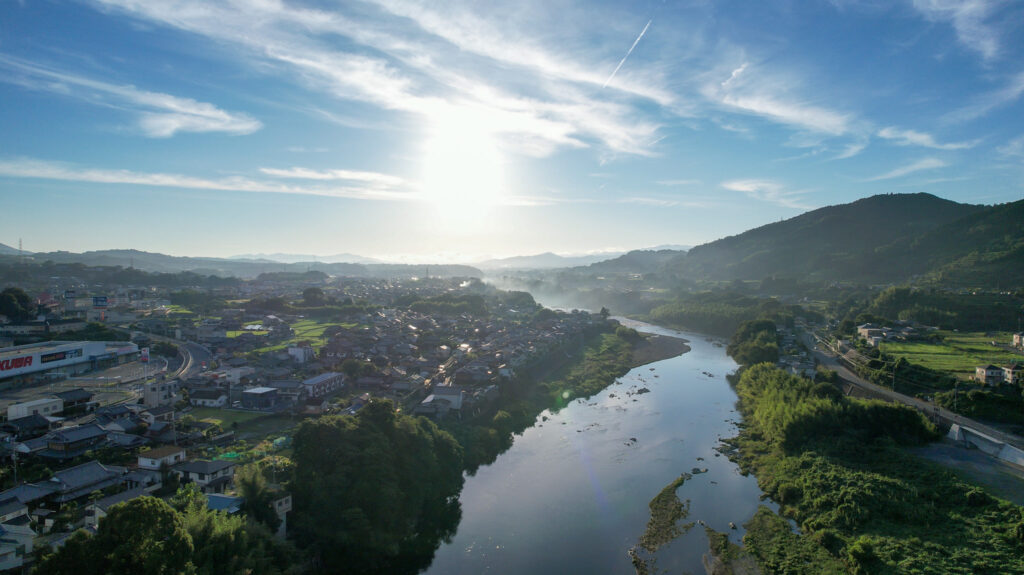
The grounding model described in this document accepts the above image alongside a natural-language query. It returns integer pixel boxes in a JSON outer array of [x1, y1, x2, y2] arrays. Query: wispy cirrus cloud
[[865, 157, 947, 181], [0, 157, 412, 201], [720, 179, 814, 209], [89, 0, 668, 156], [0, 54, 261, 138], [912, 0, 1001, 60], [656, 179, 701, 186], [705, 62, 852, 136], [877, 126, 979, 150], [260, 167, 406, 187]]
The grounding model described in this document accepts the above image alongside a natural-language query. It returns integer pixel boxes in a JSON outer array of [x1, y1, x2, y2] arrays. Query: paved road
[[802, 330, 1024, 451]]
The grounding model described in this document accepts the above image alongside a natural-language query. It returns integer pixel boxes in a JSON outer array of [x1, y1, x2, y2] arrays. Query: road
[[801, 330, 1024, 451]]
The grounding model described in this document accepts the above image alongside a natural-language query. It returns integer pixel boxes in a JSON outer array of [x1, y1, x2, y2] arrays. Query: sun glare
[[420, 107, 504, 225]]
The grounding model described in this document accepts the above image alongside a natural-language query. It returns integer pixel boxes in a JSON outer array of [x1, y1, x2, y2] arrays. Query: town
[[0, 274, 609, 571]]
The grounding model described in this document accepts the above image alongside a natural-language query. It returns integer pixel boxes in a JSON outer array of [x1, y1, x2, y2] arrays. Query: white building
[[7, 397, 63, 420]]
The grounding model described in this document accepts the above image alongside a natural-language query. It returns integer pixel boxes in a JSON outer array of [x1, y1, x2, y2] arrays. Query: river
[[423, 321, 770, 574]]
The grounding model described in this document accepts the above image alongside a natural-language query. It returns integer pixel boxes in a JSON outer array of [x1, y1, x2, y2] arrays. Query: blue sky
[[1, 0, 1023, 262]]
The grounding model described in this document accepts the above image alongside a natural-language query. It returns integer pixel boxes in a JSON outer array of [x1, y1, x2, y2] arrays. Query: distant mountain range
[[9, 192, 1021, 287], [229, 252, 381, 264], [476, 252, 624, 270], [4, 248, 481, 279]]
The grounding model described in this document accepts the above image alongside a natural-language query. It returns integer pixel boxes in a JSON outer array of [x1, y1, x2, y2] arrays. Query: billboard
[[93, 296, 108, 308], [141, 347, 150, 363]]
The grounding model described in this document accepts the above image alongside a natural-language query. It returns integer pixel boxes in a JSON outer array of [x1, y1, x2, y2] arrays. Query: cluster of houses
[[856, 322, 928, 347], [777, 325, 815, 378], [0, 444, 290, 570]]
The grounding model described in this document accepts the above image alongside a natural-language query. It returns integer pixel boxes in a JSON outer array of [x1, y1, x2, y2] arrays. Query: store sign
[[40, 348, 82, 364], [93, 296, 108, 308], [0, 356, 33, 371]]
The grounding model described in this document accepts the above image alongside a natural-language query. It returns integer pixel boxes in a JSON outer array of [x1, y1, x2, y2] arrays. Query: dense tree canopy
[[290, 399, 464, 574]]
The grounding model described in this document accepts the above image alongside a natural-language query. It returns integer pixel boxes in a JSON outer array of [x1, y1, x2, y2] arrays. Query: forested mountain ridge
[[663, 193, 1021, 285]]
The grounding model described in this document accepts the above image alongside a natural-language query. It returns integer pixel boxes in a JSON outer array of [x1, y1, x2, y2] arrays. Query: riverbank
[[631, 333, 691, 367], [719, 364, 1024, 574]]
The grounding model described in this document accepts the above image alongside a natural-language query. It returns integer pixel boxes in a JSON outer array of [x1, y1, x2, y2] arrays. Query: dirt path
[[910, 440, 1024, 506]]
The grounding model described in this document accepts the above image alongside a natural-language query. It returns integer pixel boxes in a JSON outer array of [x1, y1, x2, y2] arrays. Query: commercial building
[[0, 341, 140, 390]]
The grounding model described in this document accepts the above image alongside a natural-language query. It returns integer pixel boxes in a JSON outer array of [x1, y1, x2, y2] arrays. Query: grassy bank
[[723, 364, 1024, 574]]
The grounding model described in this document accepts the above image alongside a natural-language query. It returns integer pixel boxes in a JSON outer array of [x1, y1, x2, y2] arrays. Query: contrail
[[603, 19, 652, 89]]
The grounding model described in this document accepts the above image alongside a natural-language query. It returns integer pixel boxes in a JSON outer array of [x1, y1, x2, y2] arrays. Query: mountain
[[477, 251, 623, 270], [18, 248, 482, 279], [0, 242, 26, 256], [582, 249, 686, 274], [666, 193, 987, 284], [229, 252, 381, 264]]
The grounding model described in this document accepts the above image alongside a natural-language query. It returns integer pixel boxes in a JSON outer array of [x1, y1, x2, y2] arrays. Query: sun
[[420, 107, 505, 225]]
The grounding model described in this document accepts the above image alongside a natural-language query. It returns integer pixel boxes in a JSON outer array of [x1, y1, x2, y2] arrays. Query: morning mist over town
[[1, 1, 1024, 574]]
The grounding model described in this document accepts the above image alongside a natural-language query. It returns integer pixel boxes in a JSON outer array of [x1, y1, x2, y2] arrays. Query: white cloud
[[259, 167, 406, 187], [834, 140, 869, 160], [866, 157, 947, 181], [0, 54, 261, 137], [720, 179, 814, 209], [877, 126, 979, 150], [90, 0, 669, 156], [945, 72, 1024, 123], [997, 135, 1024, 159], [912, 0, 1000, 60], [0, 157, 413, 201], [705, 61, 852, 136]]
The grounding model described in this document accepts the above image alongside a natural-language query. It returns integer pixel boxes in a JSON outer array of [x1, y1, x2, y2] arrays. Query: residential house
[[302, 372, 345, 398], [137, 445, 187, 471], [46, 460, 124, 503], [1014, 332, 1024, 349], [52, 388, 95, 412], [173, 460, 237, 493], [975, 365, 1005, 385], [288, 345, 314, 363], [40, 424, 108, 460], [190, 388, 228, 408], [1003, 363, 1024, 386], [0, 414, 57, 439], [414, 385, 464, 419]]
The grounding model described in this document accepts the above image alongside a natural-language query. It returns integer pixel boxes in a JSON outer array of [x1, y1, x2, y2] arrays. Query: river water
[[423, 322, 770, 574]]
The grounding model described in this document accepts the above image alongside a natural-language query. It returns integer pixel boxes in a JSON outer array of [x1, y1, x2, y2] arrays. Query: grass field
[[189, 408, 300, 438], [226, 330, 269, 337], [879, 331, 1022, 378], [251, 319, 361, 353]]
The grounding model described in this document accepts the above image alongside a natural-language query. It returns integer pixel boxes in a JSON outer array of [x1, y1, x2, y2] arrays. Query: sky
[[1, 0, 1023, 263]]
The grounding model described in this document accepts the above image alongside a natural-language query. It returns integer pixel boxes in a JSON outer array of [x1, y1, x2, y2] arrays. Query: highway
[[801, 329, 1024, 451]]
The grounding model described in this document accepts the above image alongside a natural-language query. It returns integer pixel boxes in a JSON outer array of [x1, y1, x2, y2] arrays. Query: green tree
[[236, 463, 282, 532], [290, 399, 464, 574], [35, 497, 193, 575], [0, 286, 34, 321], [302, 287, 325, 306]]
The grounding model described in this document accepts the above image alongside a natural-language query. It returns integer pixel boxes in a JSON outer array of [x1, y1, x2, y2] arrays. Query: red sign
[[0, 356, 33, 371]]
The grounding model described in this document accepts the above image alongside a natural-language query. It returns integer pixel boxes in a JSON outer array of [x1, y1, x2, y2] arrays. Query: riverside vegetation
[[714, 361, 1024, 574]]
